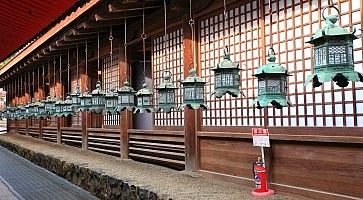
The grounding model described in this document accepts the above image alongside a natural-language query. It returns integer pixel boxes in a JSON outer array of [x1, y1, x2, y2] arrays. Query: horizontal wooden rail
[[28, 126, 39, 138], [61, 127, 82, 148], [88, 128, 120, 157], [43, 127, 57, 143], [128, 129, 185, 170]]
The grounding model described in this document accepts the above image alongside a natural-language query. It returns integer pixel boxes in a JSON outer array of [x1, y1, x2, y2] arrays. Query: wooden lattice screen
[[102, 52, 120, 126], [200, 0, 264, 126], [199, 0, 363, 127], [152, 29, 184, 126]]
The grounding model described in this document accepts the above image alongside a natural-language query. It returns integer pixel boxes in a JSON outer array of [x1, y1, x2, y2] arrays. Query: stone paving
[[0, 145, 99, 200]]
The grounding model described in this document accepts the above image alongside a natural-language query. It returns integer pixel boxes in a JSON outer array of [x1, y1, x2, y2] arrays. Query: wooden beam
[[108, 1, 162, 13]]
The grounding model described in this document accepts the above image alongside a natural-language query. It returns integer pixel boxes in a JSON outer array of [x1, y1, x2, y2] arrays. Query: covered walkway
[[0, 143, 98, 200]]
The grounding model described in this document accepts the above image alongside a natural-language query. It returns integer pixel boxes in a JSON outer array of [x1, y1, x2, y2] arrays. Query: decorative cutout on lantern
[[156, 71, 178, 113], [305, 4, 362, 87], [178, 68, 208, 110], [79, 88, 92, 112], [252, 48, 292, 109], [89, 81, 105, 114], [104, 88, 118, 115], [134, 82, 155, 114], [116, 78, 136, 113], [212, 47, 244, 98]]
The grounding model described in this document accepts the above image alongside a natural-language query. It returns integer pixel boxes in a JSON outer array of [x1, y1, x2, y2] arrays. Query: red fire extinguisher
[[252, 157, 267, 193], [251, 157, 274, 197]]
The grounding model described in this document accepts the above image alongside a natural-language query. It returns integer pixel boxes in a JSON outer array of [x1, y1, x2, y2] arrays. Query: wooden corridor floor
[[0, 146, 99, 200]]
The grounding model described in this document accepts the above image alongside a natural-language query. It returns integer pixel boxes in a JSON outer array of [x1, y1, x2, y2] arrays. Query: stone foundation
[[0, 140, 164, 200]]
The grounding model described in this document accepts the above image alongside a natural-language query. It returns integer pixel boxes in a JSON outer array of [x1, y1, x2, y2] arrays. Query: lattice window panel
[[102, 52, 120, 126], [71, 72, 81, 126], [200, 0, 264, 126], [264, 0, 363, 127], [152, 29, 184, 126]]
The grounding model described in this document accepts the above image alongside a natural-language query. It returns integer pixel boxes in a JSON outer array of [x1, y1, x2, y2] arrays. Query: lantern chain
[[141, 0, 147, 80], [76, 44, 79, 87], [42, 65, 45, 100], [32, 71, 35, 100], [163, 0, 168, 70], [97, 31, 100, 82], [53, 57, 56, 97], [124, 18, 128, 77], [37, 67, 40, 100], [110, 25, 113, 87], [189, 0, 195, 70], [67, 48, 70, 93], [59, 52, 62, 98], [85, 39, 88, 90], [223, 0, 230, 50]]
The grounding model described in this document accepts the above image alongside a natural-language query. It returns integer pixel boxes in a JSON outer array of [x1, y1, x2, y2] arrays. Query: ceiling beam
[[108, 1, 163, 13]]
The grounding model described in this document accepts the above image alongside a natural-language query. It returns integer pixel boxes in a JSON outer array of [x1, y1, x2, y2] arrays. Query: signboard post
[[252, 128, 270, 166]]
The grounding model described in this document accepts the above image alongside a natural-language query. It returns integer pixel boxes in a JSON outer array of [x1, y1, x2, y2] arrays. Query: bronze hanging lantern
[[156, 71, 178, 113], [53, 95, 64, 117], [104, 88, 118, 115], [212, 47, 244, 98], [78, 89, 92, 112], [134, 82, 155, 113], [179, 68, 208, 110], [252, 48, 292, 109], [44, 94, 56, 116], [70, 85, 81, 111], [116, 78, 136, 113], [305, 3, 362, 87], [89, 81, 105, 114], [60, 94, 74, 117]]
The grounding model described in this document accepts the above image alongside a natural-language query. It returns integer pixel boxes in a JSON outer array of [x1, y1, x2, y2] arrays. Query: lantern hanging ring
[[267, 47, 275, 57], [322, 2, 340, 21], [141, 33, 147, 39], [189, 19, 194, 26], [121, 76, 131, 83]]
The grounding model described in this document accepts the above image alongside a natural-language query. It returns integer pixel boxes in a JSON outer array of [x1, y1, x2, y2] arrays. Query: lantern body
[[252, 50, 292, 109], [61, 95, 74, 117], [37, 100, 47, 119], [70, 85, 81, 112], [78, 89, 92, 112], [44, 95, 56, 117], [156, 72, 178, 113], [89, 81, 105, 114], [116, 81, 136, 113], [134, 82, 155, 113], [53, 97, 64, 117], [32, 99, 40, 118], [178, 69, 208, 110], [305, 12, 362, 87], [104, 89, 118, 115], [28, 100, 35, 118], [212, 48, 243, 98]]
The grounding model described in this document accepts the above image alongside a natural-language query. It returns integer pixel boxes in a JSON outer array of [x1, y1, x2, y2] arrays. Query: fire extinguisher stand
[[251, 128, 275, 197]]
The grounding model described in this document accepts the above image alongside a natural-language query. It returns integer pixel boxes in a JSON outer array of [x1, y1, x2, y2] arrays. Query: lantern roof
[[70, 85, 81, 95], [105, 88, 118, 97], [55, 96, 64, 105], [136, 82, 152, 96], [181, 69, 206, 84], [64, 95, 73, 104], [212, 47, 239, 70], [117, 80, 136, 93], [254, 50, 289, 76], [156, 72, 178, 90], [91, 81, 105, 95], [308, 10, 357, 43]]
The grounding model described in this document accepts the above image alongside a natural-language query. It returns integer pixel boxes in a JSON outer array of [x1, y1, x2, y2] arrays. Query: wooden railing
[[128, 129, 185, 170], [28, 126, 39, 138], [42, 127, 57, 142], [61, 127, 82, 148], [18, 126, 27, 135], [87, 128, 120, 156]]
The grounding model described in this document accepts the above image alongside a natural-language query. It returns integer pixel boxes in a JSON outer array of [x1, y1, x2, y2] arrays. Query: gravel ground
[[0, 133, 299, 200]]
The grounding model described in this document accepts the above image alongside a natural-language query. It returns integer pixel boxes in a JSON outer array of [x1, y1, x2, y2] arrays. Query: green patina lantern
[[70, 85, 81, 112], [134, 82, 155, 113], [6, 105, 15, 120], [27, 98, 36, 118], [78, 89, 92, 112], [14, 105, 20, 120], [178, 68, 208, 110], [44, 94, 56, 116], [252, 48, 292, 109], [156, 71, 178, 113], [104, 88, 118, 115], [60, 95, 74, 117], [116, 78, 136, 113], [32, 99, 40, 118], [305, 4, 362, 88], [53, 96, 64, 117], [212, 47, 244, 98], [36, 99, 47, 119], [89, 81, 105, 114], [19, 103, 27, 119]]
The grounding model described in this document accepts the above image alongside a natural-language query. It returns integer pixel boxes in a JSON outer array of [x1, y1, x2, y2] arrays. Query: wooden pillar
[[80, 67, 89, 150], [182, 15, 201, 171], [119, 47, 130, 159], [56, 82, 62, 144]]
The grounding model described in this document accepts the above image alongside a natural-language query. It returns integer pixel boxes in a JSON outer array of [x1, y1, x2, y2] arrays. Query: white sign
[[252, 128, 270, 147]]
